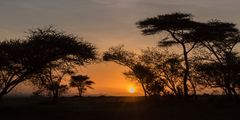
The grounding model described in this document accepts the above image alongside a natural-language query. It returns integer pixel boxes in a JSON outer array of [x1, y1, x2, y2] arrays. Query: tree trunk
[[55, 89, 59, 99], [182, 44, 189, 97], [0, 91, 6, 101], [190, 79, 196, 96], [140, 82, 147, 97], [78, 87, 82, 97], [231, 88, 237, 96], [52, 89, 59, 101], [0, 85, 10, 100]]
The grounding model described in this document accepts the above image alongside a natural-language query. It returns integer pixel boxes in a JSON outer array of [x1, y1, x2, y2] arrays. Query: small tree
[[70, 75, 94, 97]]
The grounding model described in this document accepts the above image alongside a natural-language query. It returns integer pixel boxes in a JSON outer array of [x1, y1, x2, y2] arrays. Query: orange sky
[[75, 62, 144, 96], [1, 0, 240, 96], [13, 62, 144, 96]]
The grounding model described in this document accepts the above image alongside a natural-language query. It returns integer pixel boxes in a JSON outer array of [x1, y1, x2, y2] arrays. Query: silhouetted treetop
[[103, 45, 136, 68], [136, 13, 200, 36], [0, 40, 26, 67], [186, 20, 239, 44], [70, 75, 95, 97], [24, 26, 97, 69]]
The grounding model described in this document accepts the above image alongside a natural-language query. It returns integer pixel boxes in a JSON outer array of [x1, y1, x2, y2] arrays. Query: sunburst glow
[[129, 86, 136, 94]]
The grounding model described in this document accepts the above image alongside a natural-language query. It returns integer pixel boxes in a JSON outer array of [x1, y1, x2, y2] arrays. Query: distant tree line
[[104, 13, 240, 97]]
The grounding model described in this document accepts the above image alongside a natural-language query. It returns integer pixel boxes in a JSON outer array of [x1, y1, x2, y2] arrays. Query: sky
[[1, 0, 240, 96]]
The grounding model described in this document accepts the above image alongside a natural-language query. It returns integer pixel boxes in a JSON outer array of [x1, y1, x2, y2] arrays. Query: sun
[[129, 86, 136, 94]]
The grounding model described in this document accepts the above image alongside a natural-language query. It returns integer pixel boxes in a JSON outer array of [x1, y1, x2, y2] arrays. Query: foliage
[[31, 61, 73, 98], [103, 45, 151, 96], [29, 26, 97, 99], [0, 40, 29, 99], [137, 12, 202, 96], [0, 26, 97, 99], [104, 46, 196, 96], [189, 21, 240, 95], [70, 75, 95, 97]]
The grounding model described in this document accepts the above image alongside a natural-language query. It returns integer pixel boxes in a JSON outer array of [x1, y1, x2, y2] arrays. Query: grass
[[0, 96, 239, 120]]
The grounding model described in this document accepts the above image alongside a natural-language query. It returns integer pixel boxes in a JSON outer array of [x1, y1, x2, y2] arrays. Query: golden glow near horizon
[[129, 86, 136, 94], [76, 62, 143, 96], [127, 84, 137, 94]]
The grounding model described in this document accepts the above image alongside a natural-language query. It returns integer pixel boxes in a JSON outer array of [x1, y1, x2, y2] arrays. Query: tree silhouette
[[124, 63, 165, 96], [136, 13, 201, 96], [138, 48, 199, 96], [197, 52, 240, 95], [189, 21, 240, 95], [0, 26, 97, 99], [104, 46, 192, 96], [70, 75, 94, 97], [103, 45, 151, 96], [29, 26, 97, 99], [31, 61, 73, 99], [0, 40, 29, 99]]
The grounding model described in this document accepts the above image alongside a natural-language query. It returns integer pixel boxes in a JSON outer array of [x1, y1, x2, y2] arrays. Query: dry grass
[[0, 96, 239, 120]]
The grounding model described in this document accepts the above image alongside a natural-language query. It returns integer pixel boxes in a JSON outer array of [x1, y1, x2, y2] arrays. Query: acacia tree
[[29, 27, 97, 99], [70, 75, 94, 97], [103, 45, 152, 96], [0, 26, 97, 100], [136, 13, 201, 96], [188, 21, 240, 95], [103, 46, 191, 96]]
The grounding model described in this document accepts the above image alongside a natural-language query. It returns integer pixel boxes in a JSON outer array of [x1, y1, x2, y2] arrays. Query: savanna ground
[[0, 96, 239, 120]]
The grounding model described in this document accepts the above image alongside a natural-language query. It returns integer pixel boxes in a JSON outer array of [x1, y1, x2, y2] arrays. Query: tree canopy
[[0, 26, 97, 99]]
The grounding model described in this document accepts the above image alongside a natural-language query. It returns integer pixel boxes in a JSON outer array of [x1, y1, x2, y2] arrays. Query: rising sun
[[129, 86, 136, 94]]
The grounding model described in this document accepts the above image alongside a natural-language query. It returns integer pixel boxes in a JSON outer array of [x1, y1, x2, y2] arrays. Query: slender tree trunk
[[0, 91, 6, 100], [56, 89, 59, 99], [52, 88, 58, 101], [52, 90, 56, 100], [224, 75, 233, 96], [189, 79, 196, 96], [79, 88, 83, 97], [78, 87, 82, 97], [182, 44, 189, 97], [231, 87, 237, 96], [140, 82, 147, 97], [0, 85, 11, 100], [131, 66, 148, 97], [52, 89, 59, 101]]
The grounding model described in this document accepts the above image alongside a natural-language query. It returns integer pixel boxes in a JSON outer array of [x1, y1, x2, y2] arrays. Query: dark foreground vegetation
[[0, 96, 240, 120]]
